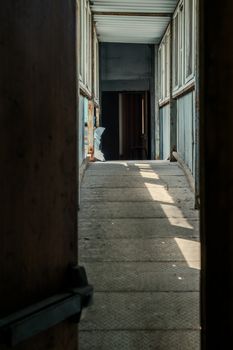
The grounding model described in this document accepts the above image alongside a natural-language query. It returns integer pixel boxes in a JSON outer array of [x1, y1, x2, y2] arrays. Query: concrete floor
[[79, 161, 200, 350]]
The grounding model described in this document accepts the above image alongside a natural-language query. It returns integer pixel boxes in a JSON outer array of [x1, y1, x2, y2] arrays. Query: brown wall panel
[[0, 1, 78, 349]]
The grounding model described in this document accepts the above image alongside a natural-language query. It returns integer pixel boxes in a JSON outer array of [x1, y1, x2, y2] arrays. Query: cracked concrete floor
[[78, 160, 200, 350]]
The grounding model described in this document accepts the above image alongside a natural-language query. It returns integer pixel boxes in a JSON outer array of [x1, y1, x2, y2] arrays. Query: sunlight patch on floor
[[175, 238, 201, 270], [167, 217, 194, 229], [139, 171, 159, 179], [161, 203, 187, 218], [144, 184, 175, 203], [134, 163, 152, 168], [161, 204, 196, 229]]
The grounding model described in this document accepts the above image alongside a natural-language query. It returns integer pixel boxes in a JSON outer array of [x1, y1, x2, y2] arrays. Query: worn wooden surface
[[0, 1, 78, 349]]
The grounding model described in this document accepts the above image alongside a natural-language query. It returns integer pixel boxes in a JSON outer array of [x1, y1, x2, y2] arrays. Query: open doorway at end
[[101, 91, 151, 161]]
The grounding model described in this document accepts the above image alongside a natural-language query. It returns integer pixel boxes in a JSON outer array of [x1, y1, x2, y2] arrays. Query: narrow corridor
[[79, 161, 200, 349], [3, 1, 233, 348]]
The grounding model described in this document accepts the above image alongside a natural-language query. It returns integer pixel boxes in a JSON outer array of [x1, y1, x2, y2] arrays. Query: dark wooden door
[[0, 1, 78, 349], [121, 92, 149, 160], [101, 92, 119, 160]]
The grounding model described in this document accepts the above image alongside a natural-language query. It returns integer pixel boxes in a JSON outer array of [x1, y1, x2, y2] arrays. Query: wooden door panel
[[122, 92, 149, 160], [0, 1, 78, 349]]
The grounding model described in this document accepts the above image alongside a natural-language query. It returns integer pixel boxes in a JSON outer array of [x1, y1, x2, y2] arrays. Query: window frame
[[184, 0, 196, 83], [165, 30, 171, 99], [172, 0, 196, 96], [93, 26, 99, 103], [158, 26, 170, 103], [79, 0, 84, 81], [172, 1, 185, 92], [79, 0, 92, 95]]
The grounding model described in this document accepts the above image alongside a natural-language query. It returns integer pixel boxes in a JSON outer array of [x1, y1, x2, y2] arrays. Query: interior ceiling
[[91, 0, 178, 44]]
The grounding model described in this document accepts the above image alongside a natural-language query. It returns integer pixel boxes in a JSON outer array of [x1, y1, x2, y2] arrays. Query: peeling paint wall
[[177, 91, 195, 175], [79, 95, 89, 166]]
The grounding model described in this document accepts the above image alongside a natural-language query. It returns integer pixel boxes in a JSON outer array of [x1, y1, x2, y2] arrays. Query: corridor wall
[[158, 0, 198, 180]]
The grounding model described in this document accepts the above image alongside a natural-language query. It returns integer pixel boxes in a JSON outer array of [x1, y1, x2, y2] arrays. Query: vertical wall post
[[154, 45, 160, 159], [194, 0, 200, 208], [150, 44, 156, 159], [170, 17, 177, 161]]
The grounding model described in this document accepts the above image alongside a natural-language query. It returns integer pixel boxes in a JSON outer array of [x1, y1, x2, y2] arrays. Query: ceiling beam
[[92, 11, 172, 17]]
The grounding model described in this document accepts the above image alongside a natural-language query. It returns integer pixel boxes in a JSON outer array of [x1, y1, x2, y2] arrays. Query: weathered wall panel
[[177, 91, 195, 174], [79, 95, 85, 165], [79, 95, 89, 165], [159, 104, 171, 159]]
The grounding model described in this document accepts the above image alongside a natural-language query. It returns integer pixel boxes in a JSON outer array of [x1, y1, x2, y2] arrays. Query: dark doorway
[[120, 92, 150, 160], [101, 91, 119, 160], [101, 91, 150, 160]]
